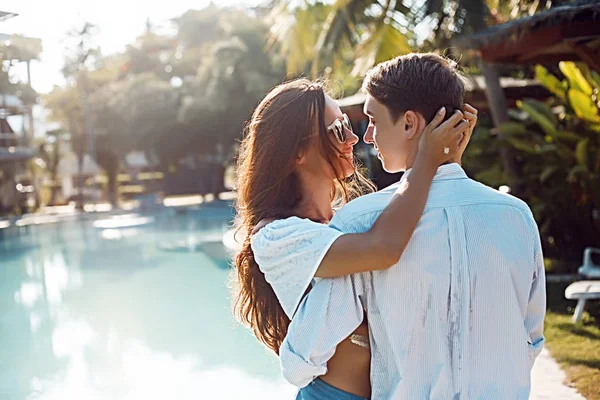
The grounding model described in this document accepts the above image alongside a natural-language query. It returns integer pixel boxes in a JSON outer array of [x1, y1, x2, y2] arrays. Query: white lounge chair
[[578, 247, 600, 278], [564, 247, 600, 323]]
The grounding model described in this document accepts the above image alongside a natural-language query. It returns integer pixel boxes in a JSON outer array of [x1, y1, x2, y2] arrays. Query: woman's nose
[[345, 128, 359, 146]]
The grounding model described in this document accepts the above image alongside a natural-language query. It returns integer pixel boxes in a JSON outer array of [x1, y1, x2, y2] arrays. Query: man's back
[[328, 164, 546, 399]]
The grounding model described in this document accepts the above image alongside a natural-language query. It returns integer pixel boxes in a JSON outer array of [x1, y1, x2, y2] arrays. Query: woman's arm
[[315, 105, 477, 278]]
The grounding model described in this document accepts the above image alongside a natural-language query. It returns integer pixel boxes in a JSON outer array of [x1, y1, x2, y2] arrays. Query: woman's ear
[[404, 111, 420, 140], [296, 148, 307, 165]]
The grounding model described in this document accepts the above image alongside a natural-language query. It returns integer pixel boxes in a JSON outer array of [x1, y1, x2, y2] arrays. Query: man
[[279, 53, 546, 399]]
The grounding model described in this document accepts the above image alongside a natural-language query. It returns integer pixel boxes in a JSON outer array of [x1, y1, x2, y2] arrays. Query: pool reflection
[[0, 205, 293, 399]]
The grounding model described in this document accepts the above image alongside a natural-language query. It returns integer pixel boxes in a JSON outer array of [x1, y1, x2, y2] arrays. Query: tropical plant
[[265, 0, 568, 79], [178, 12, 285, 194], [490, 62, 600, 267], [43, 7, 285, 202], [267, 0, 413, 77]]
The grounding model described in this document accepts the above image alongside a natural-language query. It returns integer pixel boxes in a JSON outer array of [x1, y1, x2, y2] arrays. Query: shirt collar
[[400, 162, 467, 183]]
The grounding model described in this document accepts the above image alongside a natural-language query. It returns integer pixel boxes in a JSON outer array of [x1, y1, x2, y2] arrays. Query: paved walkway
[[531, 348, 586, 399]]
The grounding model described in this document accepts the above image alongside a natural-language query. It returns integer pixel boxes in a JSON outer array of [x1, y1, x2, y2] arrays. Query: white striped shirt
[[279, 163, 546, 400]]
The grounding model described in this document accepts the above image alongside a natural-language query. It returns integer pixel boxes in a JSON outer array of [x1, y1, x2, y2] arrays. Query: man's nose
[[364, 125, 374, 144]]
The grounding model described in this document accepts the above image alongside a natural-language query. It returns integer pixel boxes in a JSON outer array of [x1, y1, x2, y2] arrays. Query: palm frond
[[352, 22, 412, 76]]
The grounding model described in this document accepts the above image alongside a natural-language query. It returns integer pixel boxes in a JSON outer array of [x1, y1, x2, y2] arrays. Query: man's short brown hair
[[362, 53, 465, 123]]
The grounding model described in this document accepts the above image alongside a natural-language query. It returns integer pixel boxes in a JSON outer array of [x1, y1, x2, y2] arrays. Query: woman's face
[[299, 94, 359, 180]]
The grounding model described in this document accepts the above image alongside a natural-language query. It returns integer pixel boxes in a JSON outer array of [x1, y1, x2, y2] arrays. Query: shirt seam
[[335, 202, 532, 231]]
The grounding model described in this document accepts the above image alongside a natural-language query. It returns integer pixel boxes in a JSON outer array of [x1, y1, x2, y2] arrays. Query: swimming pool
[[0, 203, 296, 399]]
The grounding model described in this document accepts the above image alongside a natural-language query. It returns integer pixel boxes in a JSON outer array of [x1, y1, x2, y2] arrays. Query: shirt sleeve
[[524, 212, 546, 367], [279, 275, 366, 388], [278, 211, 376, 387], [250, 216, 344, 319]]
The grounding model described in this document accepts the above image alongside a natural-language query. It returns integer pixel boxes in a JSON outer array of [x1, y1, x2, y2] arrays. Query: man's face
[[363, 95, 420, 173]]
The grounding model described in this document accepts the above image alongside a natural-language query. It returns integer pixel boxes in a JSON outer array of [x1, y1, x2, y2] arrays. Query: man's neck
[[404, 159, 458, 172]]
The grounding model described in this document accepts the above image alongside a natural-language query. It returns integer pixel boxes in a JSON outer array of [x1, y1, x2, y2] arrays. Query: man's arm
[[524, 214, 546, 367], [279, 274, 365, 387]]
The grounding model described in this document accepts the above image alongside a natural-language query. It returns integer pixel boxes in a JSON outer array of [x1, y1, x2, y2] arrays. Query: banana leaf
[[567, 164, 588, 183], [575, 138, 589, 168], [522, 98, 557, 126], [506, 137, 537, 153], [568, 89, 600, 124], [496, 121, 527, 136], [559, 62, 593, 96], [540, 165, 559, 183], [535, 65, 566, 99], [517, 100, 557, 137]]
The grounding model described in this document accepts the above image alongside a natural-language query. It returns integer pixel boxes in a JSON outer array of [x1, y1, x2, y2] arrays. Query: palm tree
[[266, 0, 413, 77], [266, 0, 566, 76]]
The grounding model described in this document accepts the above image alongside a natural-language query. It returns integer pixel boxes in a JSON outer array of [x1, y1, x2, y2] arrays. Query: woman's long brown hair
[[232, 78, 373, 354]]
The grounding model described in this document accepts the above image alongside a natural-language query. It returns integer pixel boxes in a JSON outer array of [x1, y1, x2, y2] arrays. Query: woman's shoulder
[[249, 216, 345, 319], [251, 216, 305, 236], [250, 216, 342, 260], [251, 216, 322, 240]]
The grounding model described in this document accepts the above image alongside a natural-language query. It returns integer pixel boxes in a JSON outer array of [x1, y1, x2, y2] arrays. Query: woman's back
[[321, 322, 371, 397]]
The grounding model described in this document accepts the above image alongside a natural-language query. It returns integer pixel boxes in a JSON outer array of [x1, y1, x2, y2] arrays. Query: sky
[[2, 0, 262, 94]]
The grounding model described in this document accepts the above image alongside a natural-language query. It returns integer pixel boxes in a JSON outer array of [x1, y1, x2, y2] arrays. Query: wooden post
[[480, 60, 522, 193]]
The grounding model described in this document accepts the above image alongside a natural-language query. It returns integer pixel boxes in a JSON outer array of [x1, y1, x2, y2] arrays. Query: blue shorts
[[296, 378, 369, 400]]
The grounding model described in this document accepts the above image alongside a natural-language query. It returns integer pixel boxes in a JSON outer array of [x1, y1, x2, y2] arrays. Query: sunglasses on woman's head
[[327, 114, 352, 144]]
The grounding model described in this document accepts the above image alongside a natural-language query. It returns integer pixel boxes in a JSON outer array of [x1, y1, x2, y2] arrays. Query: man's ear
[[404, 110, 420, 140]]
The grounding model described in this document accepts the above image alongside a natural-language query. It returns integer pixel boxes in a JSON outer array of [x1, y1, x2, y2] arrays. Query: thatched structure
[[457, 0, 600, 71]]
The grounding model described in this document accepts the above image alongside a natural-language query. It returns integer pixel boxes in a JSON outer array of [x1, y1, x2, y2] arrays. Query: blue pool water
[[0, 203, 295, 399]]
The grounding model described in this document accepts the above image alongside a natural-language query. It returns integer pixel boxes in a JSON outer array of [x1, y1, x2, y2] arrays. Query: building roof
[[0, 11, 18, 23], [0, 94, 25, 115], [456, 0, 600, 69], [0, 146, 34, 163]]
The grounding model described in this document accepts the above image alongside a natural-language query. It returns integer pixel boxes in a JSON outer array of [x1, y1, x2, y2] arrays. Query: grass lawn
[[545, 281, 600, 400], [545, 312, 600, 399]]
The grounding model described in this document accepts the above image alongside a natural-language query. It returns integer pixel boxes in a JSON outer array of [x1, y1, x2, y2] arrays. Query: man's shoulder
[[329, 177, 535, 231], [330, 184, 398, 231], [465, 179, 532, 215]]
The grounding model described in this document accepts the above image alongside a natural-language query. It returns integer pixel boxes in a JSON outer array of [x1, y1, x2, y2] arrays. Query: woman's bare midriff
[[319, 321, 371, 398]]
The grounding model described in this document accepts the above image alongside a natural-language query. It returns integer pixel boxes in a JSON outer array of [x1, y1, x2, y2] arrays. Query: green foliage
[[42, 6, 285, 202], [266, 0, 562, 81], [534, 65, 567, 99], [267, 0, 415, 77], [176, 11, 285, 161], [500, 63, 600, 265], [560, 62, 593, 96], [466, 63, 600, 268]]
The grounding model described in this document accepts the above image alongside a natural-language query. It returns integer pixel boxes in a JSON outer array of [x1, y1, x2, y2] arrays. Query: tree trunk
[[211, 163, 226, 198], [76, 153, 85, 210], [480, 60, 523, 194], [26, 61, 35, 145], [107, 164, 119, 207]]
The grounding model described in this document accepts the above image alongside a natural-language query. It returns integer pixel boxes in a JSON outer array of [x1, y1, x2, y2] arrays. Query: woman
[[233, 79, 476, 399]]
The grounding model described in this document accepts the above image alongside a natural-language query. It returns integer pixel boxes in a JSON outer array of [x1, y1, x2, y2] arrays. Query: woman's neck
[[295, 174, 334, 224]]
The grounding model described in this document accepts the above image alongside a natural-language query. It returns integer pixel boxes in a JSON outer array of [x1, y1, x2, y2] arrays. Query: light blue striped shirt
[[279, 164, 546, 400]]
